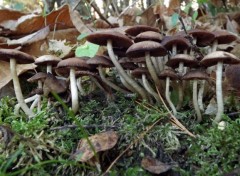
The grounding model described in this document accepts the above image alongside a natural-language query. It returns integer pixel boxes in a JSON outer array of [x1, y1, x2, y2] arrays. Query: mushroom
[[125, 25, 160, 37], [86, 31, 149, 100], [166, 54, 199, 109], [159, 68, 179, 116], [200, 51, 240, 122], [126, 41, 167, 95], [56, 57, 92, 114], [0, 49, 35, 117], [182, 70, 209, 122], [35, 55, 61, 73], [131, 67, 160, 103]]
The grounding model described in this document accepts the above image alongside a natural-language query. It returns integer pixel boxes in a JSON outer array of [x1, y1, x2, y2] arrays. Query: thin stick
[[85, 0, 113, 27]]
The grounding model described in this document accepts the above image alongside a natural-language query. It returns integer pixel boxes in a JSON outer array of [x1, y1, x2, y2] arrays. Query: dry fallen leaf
[[48, 39, 73, 58], [0, 61, 36, 89], [7, 26, 50, 46], [141, 156, 171, 174], [73, 131, 118, 162]]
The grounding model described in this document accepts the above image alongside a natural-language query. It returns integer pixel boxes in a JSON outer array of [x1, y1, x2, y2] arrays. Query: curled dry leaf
[[0, 61, 36, 89], [141, 156, 171, 174], [7, 26, 50, 46], [73, 131, 118, 162], [43, 73, 68, 96]]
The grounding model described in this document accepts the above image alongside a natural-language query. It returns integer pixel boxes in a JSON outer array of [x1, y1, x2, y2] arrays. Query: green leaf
[[75, 42, 99, 58], [171, 13, 179, 27], [183, 2, 192, 14], [192, 11, 198, 21]]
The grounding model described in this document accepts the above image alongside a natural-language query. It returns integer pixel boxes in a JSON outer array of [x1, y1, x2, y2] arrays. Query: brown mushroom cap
[[134, 31, 163, 43], [86, 55, 113, 68], [86, 31, 133, 48], [188, 29, 215, 47], [200, 51, 240, 67], [213, 30, 237, 44], [125, 25, 160, 36], [166, 54, 199, 68], [27, 72, 48, 83], [158, 68, 179, 80], [126, 41, 167, 58], [120, 62, 138, 70], [0, 48, 34, 64], [161, 36, 190, 51], [75, 70, 98, 78], [131, 67, 150, 79], [35, 55, 61, 66], [57, 57, 92, 70], [182, 70, 209, 80]]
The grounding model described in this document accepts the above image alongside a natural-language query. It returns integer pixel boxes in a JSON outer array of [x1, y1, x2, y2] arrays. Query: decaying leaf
[[204, 97, 217, 115], [48, 39, 73, 58], [43, 73, 68, 96], [0, 61, 36, 89], [73, 131, 118, 162], [7, 26, 50, 46], [141, 156, 171, 174]]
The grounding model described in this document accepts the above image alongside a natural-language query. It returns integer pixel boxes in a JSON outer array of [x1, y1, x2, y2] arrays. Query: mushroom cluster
[[1, 26, 239, 123]]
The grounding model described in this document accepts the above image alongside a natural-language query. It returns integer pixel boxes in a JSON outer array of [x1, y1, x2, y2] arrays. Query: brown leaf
[[141, 156, 171, 174], [73, 131, 118, 162], [226, 16, 239, 34], [0, 61, 36, 89], [48, 39, 73, 58], [43, 74, 68, 96], [0, 9, 25, 24], [14, 5, 74, 35], [139, 6, 158, 26], [7, 26, 50, 46], [69, 7, 91, 34]]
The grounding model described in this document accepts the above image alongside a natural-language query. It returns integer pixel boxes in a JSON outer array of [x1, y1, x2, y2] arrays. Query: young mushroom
[[0, 49, 35, 117], [200, 51, 240, 123], [35, 55, 61, 74], [182, 70, 209, 122], [159, 68, 179, 116]]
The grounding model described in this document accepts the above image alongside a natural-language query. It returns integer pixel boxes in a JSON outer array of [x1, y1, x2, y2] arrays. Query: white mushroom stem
[[38, 80, 43, 89], [176, 62, 184, 110], [98, 66, 130, 94], [70, 69, 79, 114], [142, 74, 161, 103], [212, 40, 218, 52], [10, 58, 34, 117], [77, 77, 86, 96], [30, 95, 40, 110], [198, 80, 206, 111], [172, 44, 177, 56], [165, 77, 177, 116], [193, 80, 202, 122], [107, 40, 148, 100], [215, 62, 224, 123], [151, 56, 161, 75], [119, 75, 136, 93], [46, 65, 52, 73], [14, 94, 39, 115], [145, 52, 163, 93], [157, 57, 164, 72]]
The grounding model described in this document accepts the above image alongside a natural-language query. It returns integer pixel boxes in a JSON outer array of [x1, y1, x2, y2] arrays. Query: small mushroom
[[35, 55, 61, 73]]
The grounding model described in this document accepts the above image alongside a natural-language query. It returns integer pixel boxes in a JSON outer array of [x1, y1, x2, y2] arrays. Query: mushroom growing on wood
[[86, 31, 149, 100], [0, 49, 35, 117], [200, 51, 240, 123]]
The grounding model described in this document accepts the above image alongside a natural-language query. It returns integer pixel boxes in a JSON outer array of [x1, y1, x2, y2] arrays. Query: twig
[[85, 0, 114, 27], [50, 124, 118, 131], [178, 16, 204, 59]]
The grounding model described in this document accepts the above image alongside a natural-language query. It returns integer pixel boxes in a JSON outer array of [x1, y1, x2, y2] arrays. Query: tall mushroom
[[57, 57, 92, 114], [0, 49, 35, 117], [86, 31, 149, 100], [126, 41, 167, 95], [200, 51, 240, 123]]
